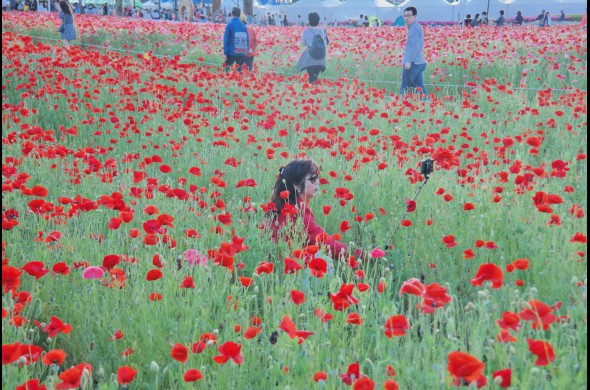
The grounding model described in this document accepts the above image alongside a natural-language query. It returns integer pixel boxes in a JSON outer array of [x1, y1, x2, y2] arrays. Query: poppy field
[[2, 13, 588, 389]]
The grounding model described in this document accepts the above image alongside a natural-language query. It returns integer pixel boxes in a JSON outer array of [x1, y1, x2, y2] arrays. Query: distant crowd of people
[[463, 9, 567, 28]]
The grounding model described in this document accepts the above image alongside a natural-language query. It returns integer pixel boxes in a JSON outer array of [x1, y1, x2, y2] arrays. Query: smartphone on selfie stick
[[384, 159, 434, 250]]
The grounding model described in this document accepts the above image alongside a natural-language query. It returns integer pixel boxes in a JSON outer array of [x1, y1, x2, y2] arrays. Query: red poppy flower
[[146, 269, 163, 281], [384, 315, 410, 338], [170, 343, 189, 363], [212, 341, 243, 365], [102, 254, 121, 270], [420, 283, 452, 313], [291, 290, 306, 305], [244, 326, 262, 340], [52, 262, 70, 275], [519, 300, 557, 330], [399, 278, 425, 297], [569, 232, 587, 243], [492, 368, 511, 389], [470, 263, 504, 289], [255, 261, 274, 275], [346, 313, 363, 325], [56, 366, 84, 389], [239, 276, 253, 287], [148, 292, 162, 301], [308, 257, 327, 278], [283, 257, 303, 274], [117, 366, 137, 385], [184, 368, 203, 382], [383, 379, 399, 390], [406, 199, 416, 212], [442, 235, 458, 248], [447, 351, 485, 384], [314, 371, 328, 382], [496, 329, 518, 343], [236, 179, 257, 188], [22, 261, 50, 280], [330, 284, 359, 311], [2, 342, 22, 365], [497, 311, 521, 332], [341, 362, 363, 385], [527, 338, 556, 366], [180, 276, 195, 289], [513, 258, 530, 270], [2, 266, 22, 293], [188, 167, 201, 177], [143, 234, 159, 246], [15, 379, 46, 390], [279, 315, 298, 339], [42, 349, 66, 365], [42, 316, 72, 337], [314, 308, 334, 323], [431, 147, 460, 170], [143, 205, 159, 215], [353, 377, 375, 389], [340, 220, 352, 233]]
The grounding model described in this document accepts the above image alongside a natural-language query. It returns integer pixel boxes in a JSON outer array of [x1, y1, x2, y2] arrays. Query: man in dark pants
[[223, 7, 249, 72], [400, 6, 428, 99]]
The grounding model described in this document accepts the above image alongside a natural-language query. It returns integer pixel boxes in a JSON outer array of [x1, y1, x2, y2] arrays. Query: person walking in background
[[536, 9, 546, 23], [223, 7, 249, 72], [296, 12, 329, 84], [464, 14, 472, 27], [494, 10, 505, 26], [480, 11, 489, 25], [541, 11, 551, 27], [559, 10, 565, 22], [400, 6, 427, 98], [102, 2, 107, 15], [471, 13, 480, 27], [514, 11, 524, 25], [240, 13, 258, 72], [57, 0, 76, 50]]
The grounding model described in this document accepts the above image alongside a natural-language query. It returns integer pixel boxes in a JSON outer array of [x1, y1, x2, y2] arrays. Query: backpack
[[309, 31, 326, 60], [234, 31, 249, 55]]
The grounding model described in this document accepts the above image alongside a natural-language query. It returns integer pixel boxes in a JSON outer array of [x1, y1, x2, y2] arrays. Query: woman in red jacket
[[266, 159, 358, 261]]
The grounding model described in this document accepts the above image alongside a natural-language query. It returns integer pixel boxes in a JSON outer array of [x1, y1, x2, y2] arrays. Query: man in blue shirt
[[223, 7, 249, 72], [400, 6, 428, 98]]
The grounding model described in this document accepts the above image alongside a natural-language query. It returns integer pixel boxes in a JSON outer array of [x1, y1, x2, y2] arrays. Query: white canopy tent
[[278, 0, 342, 22], [394, 0, 466, 23], [219, 0, 269, 16], [332, 0, 398, 22]]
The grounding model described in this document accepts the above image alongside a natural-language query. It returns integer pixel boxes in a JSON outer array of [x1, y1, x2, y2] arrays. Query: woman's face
[[297, 172, 320, 200]]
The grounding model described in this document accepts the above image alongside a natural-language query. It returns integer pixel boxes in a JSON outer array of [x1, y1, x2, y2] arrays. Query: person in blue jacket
[[223, 7, 249, 72]]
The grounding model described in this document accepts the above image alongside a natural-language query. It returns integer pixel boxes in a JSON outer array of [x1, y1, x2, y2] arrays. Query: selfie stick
[[385, 165, 432, 250]]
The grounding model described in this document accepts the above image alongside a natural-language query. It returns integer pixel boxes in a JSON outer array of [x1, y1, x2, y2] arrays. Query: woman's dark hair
[[59, 0, 72, 14], [269, 159, 319, 214], [232, 7, 240, 17], [308, 12, 320, 26]]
